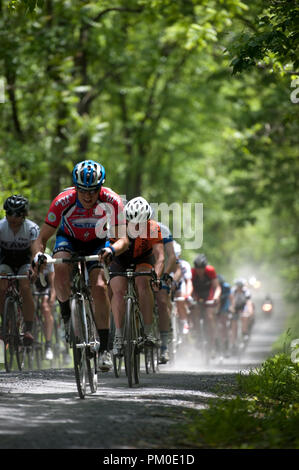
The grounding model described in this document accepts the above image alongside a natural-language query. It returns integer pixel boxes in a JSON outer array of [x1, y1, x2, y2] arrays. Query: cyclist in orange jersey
[[108, 197, 164, 355]]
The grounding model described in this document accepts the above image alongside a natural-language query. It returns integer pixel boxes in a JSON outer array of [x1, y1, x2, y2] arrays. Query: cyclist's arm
[[164, 241, 177, 275], [173, 263, 182, 283], [31, 223, 56, 259], [185, 278, 193, 298], [108, 225, 129, 256], [211, 277, 221, 303], [152, 242, 164, 279]]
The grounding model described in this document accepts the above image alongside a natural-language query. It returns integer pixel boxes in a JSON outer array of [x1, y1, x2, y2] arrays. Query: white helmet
[[173, 241, 182, 258], [234, 278, 246, 288], [125, 197, 153, 223]]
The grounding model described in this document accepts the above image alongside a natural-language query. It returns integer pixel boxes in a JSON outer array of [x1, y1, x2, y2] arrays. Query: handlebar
[[0, 274, 29, 280], [36, 254, 109, 286], [189, 298, 217, 306], [43, 255, 100, 264], [111, 268, 158, 280]]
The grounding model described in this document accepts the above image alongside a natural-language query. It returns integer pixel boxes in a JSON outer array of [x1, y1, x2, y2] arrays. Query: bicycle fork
[[71, 295, 100, 354]]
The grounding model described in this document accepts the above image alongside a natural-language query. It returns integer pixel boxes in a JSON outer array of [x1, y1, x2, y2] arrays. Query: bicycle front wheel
[[71, 298, 87, 399], [124, 297, 138, 387], [85, 300, 98, 394], [33, 314, 45, 370], [3, 298, 18, 372]]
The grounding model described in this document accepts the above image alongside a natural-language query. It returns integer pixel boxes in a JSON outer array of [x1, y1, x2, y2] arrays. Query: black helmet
[[194, 254, 207, 268], [4, 195, 29, 216]]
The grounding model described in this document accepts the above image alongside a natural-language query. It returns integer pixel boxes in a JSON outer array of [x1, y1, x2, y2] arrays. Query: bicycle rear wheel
[[113, 353, 123, 377]]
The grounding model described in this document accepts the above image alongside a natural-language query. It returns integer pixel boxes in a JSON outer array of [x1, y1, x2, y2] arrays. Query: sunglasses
[[6, 211, 25, 218], [77, 188, 99, 195]]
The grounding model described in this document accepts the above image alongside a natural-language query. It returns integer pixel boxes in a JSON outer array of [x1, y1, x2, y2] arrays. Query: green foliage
[[238, 354, 299, 404], [0, 0, 298, 303], [180, 354, 299, 448], [272, 313, 299, 355], [228, 0, 299, 74]]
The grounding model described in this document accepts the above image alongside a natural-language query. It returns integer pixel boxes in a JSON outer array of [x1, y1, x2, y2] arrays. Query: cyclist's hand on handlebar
[[31, 252, 51, 272], [152, 279, 162, 292], [205, 298, 219, 306], [150, 270, 162, 291], [99, 247, 114, 265], [161, 272, 173, 286], [28, 268, 37, 283]]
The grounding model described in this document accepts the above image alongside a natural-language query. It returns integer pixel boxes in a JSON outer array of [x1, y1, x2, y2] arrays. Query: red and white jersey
[[45, 186, 125, 242]]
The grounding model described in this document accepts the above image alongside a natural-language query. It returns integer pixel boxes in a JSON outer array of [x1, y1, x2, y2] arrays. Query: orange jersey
[[110, 219, 163, 262], [130, 220, 163, 259]]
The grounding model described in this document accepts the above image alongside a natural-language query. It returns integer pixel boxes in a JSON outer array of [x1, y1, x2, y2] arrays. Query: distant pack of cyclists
[[0, 159, 259, 372]]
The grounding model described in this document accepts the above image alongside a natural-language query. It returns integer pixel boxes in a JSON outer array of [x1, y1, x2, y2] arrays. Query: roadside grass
[[272, 310, 299, 355], [178, 354, 299, 449]]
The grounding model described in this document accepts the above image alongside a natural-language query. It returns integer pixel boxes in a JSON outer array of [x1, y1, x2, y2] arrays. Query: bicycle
[[42, 254, 100, 398], [189, 298, 217, 366], [1, 274, 33, 372], [111, 268, 159, 387]]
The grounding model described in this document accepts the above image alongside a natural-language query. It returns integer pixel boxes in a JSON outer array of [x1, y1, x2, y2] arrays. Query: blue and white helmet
[[72, 160, 105, 190]]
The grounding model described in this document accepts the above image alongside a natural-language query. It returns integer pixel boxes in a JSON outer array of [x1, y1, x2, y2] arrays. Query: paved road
[[0, 307, 286, 451]]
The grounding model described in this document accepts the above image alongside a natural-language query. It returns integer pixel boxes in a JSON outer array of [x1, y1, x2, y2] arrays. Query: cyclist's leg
[[217, 310, 228, 356], [176, 295, 189, 335], [18, 264, 35, 343], [155, 286, 171, 360], [40, 293, 54, 359], [109, 265, 128, 353], [41, 294, 54, 342], [231, 313, 239, 352], [53, 254, 72, 303], [52, 237, 73, 324], [0, 264, 12, 329], [244, 300, 254, 337], [89, 267, 111, 354], [205, 305, 216, 351], [135, 262, 155, 340]]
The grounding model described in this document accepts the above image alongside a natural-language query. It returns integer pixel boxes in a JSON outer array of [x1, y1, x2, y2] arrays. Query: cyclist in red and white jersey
[[191, 253, 221, 354], [32, 160, 129, 371]]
